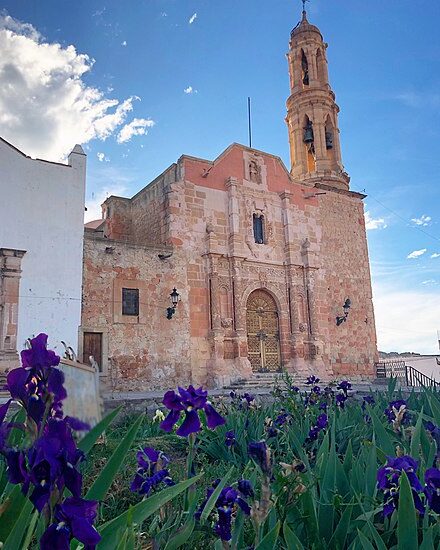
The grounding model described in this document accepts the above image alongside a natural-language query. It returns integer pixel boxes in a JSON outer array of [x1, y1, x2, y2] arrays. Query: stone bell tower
[[286, 7, 350, 190]]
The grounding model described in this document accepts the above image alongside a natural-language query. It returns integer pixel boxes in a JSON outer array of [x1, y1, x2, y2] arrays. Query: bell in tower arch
[[325, 130, 333, 149], [303, 120, 314, 144], [301, 51, 309, 86]]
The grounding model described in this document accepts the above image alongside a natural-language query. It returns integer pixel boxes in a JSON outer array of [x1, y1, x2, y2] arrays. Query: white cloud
[[407, 249, 427, 259], [189, 13, 197, 24], [121, 40, 127, 46], [184, 86, 198, 95], [365, 211, 387, 230], [97, 152, 109, 162], [421, 280, 437, 286], [92, 8, 106, 18], [0, 13, 145, 161], [160, 12, 168, 17], [431, 253, 440, 259], [373, 281, 440, 354], [85, 184, 126, 223], [411, 214, 432, 227], [117, 118, 155, 144], [394, 91, 440, 109]]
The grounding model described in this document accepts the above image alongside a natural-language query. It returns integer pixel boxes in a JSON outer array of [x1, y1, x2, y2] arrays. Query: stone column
[[301, 242, 329, 376], [226, 177, 244, 257], [209, 269, 222, 331], [0, 248, 26, 371], [308, 47, 319, 84], [230, 258, 252, 379]]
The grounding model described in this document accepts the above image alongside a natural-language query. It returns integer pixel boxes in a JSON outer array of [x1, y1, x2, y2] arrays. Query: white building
[[0, 137, 86, 369]]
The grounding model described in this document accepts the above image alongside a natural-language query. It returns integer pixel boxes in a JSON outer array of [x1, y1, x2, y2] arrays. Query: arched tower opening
[[301, 49, 310, 87], [303, 115, 316, 172], [325, 115, 336, 165]]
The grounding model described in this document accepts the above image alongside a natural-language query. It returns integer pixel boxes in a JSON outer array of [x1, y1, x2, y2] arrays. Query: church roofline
[[314, 183, 366, 200], [0, 136, 75, 168], [103, 142, 295, 207], [179, 142, 293, 181], [103, 162, 178, 204]]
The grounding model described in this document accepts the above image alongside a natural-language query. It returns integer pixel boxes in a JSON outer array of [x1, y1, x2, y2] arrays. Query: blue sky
[[0, 0, 439, 353]]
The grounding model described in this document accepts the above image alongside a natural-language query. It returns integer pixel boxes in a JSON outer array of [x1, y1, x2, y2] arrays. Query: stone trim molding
[[0, 248, 26, 368]]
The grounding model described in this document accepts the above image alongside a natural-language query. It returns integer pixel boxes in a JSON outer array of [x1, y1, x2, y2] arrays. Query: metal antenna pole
[[248, 97, 252, 149]]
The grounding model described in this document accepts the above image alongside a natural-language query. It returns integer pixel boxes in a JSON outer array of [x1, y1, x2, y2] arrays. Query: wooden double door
[[246, 290, 281, 372]]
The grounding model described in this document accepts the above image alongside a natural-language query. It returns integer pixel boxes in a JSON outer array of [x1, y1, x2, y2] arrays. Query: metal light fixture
[[166, 288, 180, 320], [336, 298, 351, 326]]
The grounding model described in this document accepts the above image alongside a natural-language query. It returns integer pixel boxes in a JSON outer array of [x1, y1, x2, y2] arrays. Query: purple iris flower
[[306, 375, 320, 385], [425, 421, 437, 433], [377, 456, 425, 516], [238, 479, 254, 498], [307, 413, 328, 441], [1, 333, 100, 550], [130, 447, 174, 495], [21, 333, 60, 370], [319, 402, 327, 411], [274, 412, 290, 427], [160, 385, 225, 437], [40, 497, 100, 550], [304, 394, 318, 407], [362, 395, 375, 407], [424, 421, 440, 443], [225, 430, 236, 447], [266, 426, 278, 438], [337, 380, 352, 395], [312, 385, 321, 395], [291, 386, 300, 393], [384, 399, 409, 425], [424, 468, 440, 513], [335, 393, 348, 409], [2, 417, 85, 511], [307, 426, 320, 441], [196, 482, 251, 541], [316, 413, 328, 428], [248, 441, 271, 474], [242, 392, 255, 406], [5, 333, 66, 425], [26, 418, 85, 511]]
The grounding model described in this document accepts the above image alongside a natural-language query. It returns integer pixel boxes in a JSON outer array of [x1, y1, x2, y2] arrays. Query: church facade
[[81, 11, 378, 392]]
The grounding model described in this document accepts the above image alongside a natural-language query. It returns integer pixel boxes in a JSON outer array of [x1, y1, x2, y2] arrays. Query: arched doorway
[[246, 290, 281, 372]]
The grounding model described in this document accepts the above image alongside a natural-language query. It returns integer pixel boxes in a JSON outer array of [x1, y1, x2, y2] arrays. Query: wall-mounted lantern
[[166, 288, 181, 320], [336, 298, 351, 326]]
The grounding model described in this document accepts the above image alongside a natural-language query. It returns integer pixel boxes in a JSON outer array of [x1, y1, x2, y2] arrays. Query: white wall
[[0, 139, 86, 356]]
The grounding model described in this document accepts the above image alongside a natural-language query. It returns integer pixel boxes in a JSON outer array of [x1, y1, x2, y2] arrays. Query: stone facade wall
[[176, 145, 376, 385], [103, 165, 178, 247], [316, 188, 378, 375], [81, 234, 191, 392], [82, 143, 378, 391]]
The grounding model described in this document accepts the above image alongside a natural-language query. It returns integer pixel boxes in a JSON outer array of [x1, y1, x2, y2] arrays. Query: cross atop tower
[[301, 0, 309, 14]]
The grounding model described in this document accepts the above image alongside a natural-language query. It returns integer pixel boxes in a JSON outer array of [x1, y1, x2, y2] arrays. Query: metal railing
[[375, 360, 440, 389], [375, 360, 406, 380]]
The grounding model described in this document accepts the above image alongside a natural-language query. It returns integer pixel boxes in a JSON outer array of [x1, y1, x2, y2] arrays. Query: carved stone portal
[[246, 290, 281, 372]]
